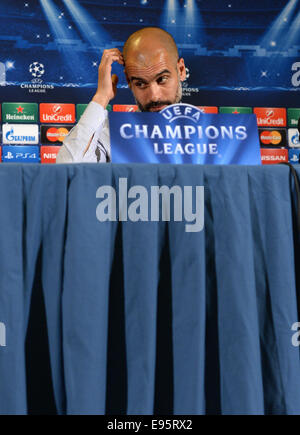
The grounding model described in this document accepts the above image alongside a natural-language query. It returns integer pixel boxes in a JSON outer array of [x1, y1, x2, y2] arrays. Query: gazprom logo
[[3, 124, 38, 144], [292, 132, 300, 146], [6, 127, 14, 141], [160, 103, 202, 123], [0, 322, 6, 347]]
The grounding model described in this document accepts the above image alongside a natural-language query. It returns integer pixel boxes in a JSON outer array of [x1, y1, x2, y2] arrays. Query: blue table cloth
[[0, 163, 299, 415]]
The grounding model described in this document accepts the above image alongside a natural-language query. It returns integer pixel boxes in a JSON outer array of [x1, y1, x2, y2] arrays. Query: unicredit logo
[[258, 117, 284, 126], [42, 113, 73, 122], [113, 105, 138, 112], [254, 108, 286, 127], [40, 103, 75, 123], [53, 105, 62, 114]]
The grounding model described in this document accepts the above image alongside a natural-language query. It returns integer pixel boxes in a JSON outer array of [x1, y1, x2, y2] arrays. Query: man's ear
[[124, 69, 131, 89], [177, 58, 186, 82]]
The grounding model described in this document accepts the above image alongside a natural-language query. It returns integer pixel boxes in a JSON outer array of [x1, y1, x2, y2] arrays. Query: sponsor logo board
[[40, 146, 61, 163], [2, 146, 40, 162], [287, 108, 300, 128], [259, 128, 287, 147], [254, 107, 286, 127], [113, 105, 138, 112], [219, 107, 252, 114], [197, 106, 218, 113], [39, 103, 75, 123], [260, 148, 288, 164], [2, 103, 38, 123], [2, 124, 39, 144], [40, 124, 72, 144], [288, 128, 300, 147], [289, 149, 300, 164]]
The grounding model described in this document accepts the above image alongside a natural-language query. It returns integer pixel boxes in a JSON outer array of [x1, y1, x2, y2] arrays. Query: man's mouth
[[143, 101, 172, 112], [149, 105, 166, 112]]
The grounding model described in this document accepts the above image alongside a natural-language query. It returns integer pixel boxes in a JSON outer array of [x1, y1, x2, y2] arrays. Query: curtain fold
[[0, 164, 299, 414]]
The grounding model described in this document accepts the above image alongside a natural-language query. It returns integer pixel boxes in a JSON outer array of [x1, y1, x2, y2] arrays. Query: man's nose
[[148, 82, 161, 101]]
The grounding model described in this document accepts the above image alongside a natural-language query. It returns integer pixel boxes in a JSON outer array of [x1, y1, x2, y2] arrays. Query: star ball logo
[[20, 61, 54, 93], [29, 61, 45, 78], [181, 66, 199, 97]]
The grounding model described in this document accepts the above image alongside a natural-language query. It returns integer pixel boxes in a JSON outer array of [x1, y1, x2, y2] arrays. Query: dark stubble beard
[[135, 79, 183, 112]]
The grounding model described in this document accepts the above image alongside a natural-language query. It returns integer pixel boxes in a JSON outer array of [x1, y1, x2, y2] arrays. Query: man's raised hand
[[92, 48, 124, 108]]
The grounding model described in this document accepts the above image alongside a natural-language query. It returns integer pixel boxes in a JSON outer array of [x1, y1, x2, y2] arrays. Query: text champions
[[119, 123, 248, 155]]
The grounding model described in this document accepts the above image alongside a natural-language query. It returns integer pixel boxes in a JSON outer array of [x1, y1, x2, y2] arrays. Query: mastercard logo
[[46, 127, 69, 142], [260, 130, 282, 145]]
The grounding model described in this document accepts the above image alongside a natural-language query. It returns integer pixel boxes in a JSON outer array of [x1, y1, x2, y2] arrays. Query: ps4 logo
[[5, 151, 14, 160], [290, 154, 299, 163], [291, 62, 300, 87], [0, 322, 6, 347], [4, 152, 37, 160]]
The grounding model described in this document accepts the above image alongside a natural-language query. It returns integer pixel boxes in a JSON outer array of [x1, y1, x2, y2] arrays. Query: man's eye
[[158, 76, 168, 84], [135, 82, 147, 88]]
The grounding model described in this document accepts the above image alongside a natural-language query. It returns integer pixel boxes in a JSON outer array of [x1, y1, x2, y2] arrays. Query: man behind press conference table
[[56, 27, 186, 163]]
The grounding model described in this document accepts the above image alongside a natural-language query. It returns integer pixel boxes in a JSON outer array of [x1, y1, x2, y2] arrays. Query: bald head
[[123, 27, 179, 66], [122, 27, 185, 112]]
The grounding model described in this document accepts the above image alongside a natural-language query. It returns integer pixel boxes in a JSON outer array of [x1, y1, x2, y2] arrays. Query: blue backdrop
[[0, 0, 299, 106]]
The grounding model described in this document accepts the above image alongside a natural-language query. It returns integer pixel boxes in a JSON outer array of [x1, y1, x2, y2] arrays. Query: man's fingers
[[103, 48, 123, 56], [101, 49, 124, 65]]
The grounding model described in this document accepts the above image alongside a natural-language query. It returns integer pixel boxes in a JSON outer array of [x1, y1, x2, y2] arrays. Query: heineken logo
[[288, 108, 300, 127], [2, 102, 38, 123]]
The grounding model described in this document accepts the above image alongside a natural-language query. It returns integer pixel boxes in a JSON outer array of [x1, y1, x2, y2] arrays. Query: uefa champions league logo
[[160, 103, 202, 123], [29, 61, 45, 78], [21, 61, 54, 93]]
